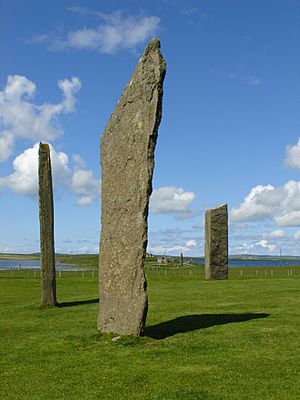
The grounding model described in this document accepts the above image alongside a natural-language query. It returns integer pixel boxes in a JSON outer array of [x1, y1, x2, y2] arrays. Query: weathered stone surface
[[98, 38, 166, 336], [205, 204, 228, 280], [38, 142, 57, 306]]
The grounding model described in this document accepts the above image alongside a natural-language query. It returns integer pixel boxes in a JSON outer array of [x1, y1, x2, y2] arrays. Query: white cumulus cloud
[[268, 229, 286, 238], [231, 181, 300, 226], [186, 239, 197, 247], [285, 137, 300, 170], [231, 185, 276, 221], [0, 143, 99, 205], [70, 169, 100, 205], [255, 240, 276, 253], [294, 230, 300, 239], [0, 143, 69, 196], [72, 154, 86, 168], [0, 131, 14, 163], [32, 11, 160, 54], [150, 186, 196, 219], [150, 243, 196, 255], [235, 239, 277, 254], [275, 211, 300, 227], [0, 75, 81, 161]]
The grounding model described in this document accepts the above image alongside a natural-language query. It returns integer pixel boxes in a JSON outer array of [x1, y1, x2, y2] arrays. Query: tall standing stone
[[205, 204, 228, 280], [98, 38, 166, 336], [38, 142, 57, 306]]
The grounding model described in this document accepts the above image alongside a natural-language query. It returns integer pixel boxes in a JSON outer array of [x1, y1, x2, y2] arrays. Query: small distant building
[[157, 256, 172, 264]]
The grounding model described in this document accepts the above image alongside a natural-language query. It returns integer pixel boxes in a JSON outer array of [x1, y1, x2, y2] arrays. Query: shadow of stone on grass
[[57, 298, 99, 308], [144, 313, 270, 340]]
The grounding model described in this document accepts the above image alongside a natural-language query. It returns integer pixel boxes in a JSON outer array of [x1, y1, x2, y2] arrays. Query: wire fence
[[146, 266, 300, 279], [0, 268, 97, 279], [0, 265, 299, 280]]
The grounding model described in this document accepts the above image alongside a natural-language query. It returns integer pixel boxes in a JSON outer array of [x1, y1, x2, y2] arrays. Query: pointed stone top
[[145, 38, 161, 51], [39, 142, 50, 155], [139, 38, 166, 71], [39, 142, 49, 148]]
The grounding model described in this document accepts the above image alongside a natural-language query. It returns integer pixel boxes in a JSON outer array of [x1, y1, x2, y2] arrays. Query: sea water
[[0, 259, 79, 271], [192, 258, 300, 268]]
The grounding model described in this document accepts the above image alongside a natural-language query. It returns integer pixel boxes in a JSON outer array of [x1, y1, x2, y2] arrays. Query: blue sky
[[0, 0, 300, 256]]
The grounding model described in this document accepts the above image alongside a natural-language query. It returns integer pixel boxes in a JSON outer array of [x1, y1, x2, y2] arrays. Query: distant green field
[[0, 253, 40, 260], [1, 268, 299, 400]]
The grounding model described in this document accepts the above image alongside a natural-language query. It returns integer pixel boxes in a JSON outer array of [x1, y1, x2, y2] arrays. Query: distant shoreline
[[1, 253, 300, 261], [0, 253, 40, 260]]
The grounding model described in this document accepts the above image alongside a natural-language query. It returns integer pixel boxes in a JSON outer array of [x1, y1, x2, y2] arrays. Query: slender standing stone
[[98, 38, 166, 336], [205, 204, 228, 280], [38, 142, 57, 306]]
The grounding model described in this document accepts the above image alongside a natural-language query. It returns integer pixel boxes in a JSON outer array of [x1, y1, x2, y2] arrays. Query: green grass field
[[1, 267, 299, 400]]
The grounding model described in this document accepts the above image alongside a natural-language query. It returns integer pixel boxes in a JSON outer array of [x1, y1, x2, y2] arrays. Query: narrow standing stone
[[38, 143, 57, 306], [98, 38, 166, 336], [205, 204, 228, 280]]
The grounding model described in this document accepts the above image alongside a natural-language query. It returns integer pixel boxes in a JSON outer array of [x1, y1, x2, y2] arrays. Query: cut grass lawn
[[0, 269, 299, 400]]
